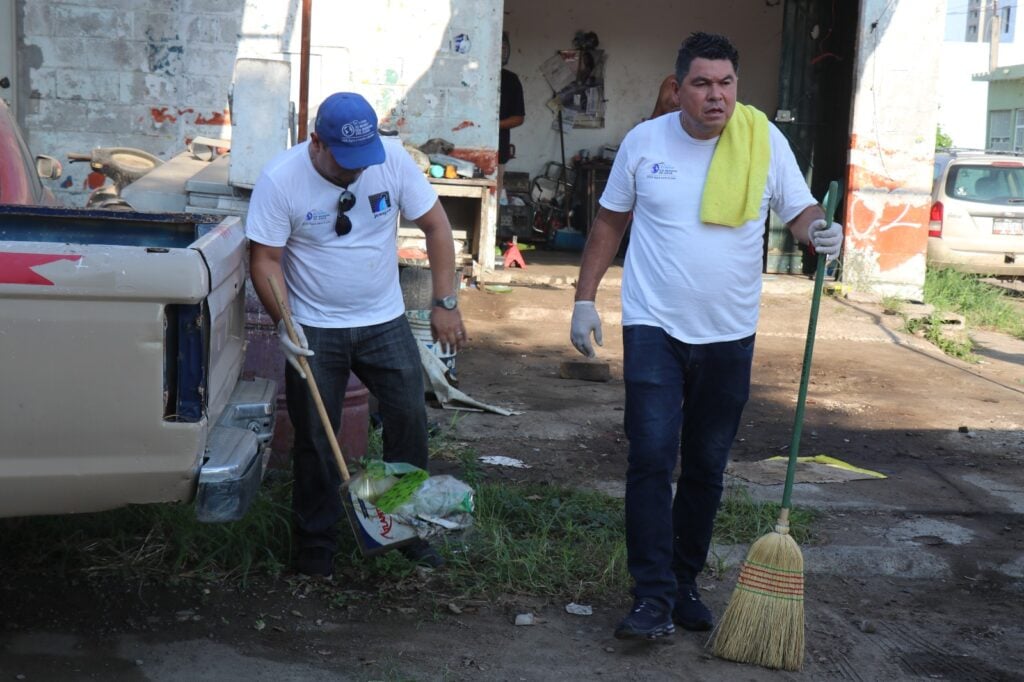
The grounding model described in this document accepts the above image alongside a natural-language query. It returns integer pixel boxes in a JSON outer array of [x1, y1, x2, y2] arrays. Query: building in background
[[0, 0, 951, 297]]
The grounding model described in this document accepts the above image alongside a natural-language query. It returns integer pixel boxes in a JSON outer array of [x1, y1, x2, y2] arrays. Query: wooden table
[[398, 177, 497, 271]]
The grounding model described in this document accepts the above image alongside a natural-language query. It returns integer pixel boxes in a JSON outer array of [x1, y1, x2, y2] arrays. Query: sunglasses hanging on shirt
[[335, 189, 356, 236]]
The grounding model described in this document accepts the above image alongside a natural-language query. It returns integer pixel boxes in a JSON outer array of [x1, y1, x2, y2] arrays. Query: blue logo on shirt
[[303, 209, 332, 227], [368, 191, 392, 217], [647, 162, 678, 179]]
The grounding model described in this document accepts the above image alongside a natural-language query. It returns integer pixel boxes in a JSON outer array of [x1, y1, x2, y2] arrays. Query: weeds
[[444, 482, 629, 602], [880, 295, 903, 315], [922, 268, 1024, 340], [1, 478, 294, 583], [1, 423, 815, 603], [895, 268, 1024, 359], [905, 313, 977, 362], [714, 485, 815, 546]]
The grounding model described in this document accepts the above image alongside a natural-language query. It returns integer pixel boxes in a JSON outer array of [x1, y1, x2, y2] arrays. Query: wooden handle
[[267, 276, 351, 483]]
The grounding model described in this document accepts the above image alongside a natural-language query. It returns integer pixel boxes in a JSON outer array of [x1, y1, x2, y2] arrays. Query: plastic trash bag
[[394, 475, 475, 535], [350, 459, 427, 509]]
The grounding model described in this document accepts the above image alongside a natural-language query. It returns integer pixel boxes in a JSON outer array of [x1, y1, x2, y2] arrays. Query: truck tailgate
[[0, 207, 249, 517]]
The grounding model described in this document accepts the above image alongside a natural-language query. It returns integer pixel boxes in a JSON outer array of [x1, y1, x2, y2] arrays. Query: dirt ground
[[2, 253, 1023, 681]]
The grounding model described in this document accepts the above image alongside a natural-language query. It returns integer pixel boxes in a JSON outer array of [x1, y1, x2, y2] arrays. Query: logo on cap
[[341, 119, 375, 142]]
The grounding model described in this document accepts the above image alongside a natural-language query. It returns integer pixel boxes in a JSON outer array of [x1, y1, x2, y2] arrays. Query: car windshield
[[946, 163, 1024, 205]]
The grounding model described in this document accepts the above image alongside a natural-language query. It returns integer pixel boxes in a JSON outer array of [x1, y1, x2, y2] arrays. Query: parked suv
[[0, 99, 62, 205], [929, 149, 1024, 275]]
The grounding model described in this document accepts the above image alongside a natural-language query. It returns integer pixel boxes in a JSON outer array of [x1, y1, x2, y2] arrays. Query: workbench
[[397, 177, 497, 271]]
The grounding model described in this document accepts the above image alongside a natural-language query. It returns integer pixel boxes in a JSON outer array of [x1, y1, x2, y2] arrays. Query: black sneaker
[[614, 598, 675, 640], [400, 539, 445, 569], [293, 546, 334, 578], [673, 586, 713, 631]]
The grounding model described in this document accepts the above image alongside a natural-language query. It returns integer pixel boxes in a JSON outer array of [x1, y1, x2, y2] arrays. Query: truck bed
[[0, 205, 273, 520]]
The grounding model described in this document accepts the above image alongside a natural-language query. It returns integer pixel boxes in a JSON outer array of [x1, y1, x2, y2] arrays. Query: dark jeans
[[622, 325, 754, 607], [284, 314, 428, 551]]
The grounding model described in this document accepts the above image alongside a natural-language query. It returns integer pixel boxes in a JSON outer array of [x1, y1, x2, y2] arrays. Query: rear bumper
[[195, 378, 276, 523], [927, 238, 1024, 276]]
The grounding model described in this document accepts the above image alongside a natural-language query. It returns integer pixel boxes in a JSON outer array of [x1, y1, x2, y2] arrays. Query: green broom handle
[[780, 180, 841, 511]]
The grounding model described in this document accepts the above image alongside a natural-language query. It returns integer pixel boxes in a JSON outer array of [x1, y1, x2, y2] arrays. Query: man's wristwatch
[[433, 294, 458, 310]]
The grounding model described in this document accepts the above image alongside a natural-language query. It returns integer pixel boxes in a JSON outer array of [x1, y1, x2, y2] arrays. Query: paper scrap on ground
[[418, 342, 522, 415], [479, 455, 531, 469], [726, 454, 886, 485], [565, 603, 593, 616]]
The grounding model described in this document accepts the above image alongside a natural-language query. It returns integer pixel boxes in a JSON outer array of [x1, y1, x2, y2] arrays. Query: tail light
[[929, 201, 943, 238]]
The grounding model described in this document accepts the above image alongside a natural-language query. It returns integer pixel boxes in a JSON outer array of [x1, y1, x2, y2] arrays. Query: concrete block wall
[[20, 0, 243, 206], [18, 0, 501, 207]]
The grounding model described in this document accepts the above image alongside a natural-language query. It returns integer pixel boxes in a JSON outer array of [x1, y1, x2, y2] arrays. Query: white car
[[929, 150, 1024, 275]]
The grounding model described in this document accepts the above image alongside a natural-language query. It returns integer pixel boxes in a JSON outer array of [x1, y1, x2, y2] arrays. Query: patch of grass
[[923, 268, 1024, 340], [714, 486, 815, 546], [1, 478, 294, 583], [440, 482, 816, 602], [880, 294, 903, 315], [444, 482, 629, 601], [905, 313, 977, 362], [1, 437, 817, 603], [894, 267, 1024, 360]]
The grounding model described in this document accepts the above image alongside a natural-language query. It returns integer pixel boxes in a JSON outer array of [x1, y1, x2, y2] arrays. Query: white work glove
[[570, 300, 603, 358], [809, 219, 844, 258], [277, 319, 314, 378]]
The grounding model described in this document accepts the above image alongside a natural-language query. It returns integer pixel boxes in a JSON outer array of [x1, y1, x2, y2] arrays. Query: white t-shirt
[[246, 140, 437, 328], [600, 113, 815, 344]]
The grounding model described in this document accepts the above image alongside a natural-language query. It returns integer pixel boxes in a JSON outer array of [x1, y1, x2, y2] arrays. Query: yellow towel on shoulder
[[699, 103, 770, 227]]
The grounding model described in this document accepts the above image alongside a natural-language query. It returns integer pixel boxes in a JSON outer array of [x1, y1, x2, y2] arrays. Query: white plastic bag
[[395, 475, 474, 517]]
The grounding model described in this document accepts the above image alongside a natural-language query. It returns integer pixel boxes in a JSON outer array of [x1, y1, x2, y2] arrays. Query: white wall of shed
[[500, 0, 786, 179]]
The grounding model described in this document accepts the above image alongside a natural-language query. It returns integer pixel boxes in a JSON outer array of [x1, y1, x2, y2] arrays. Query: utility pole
[[990, 0, 1001, 72]]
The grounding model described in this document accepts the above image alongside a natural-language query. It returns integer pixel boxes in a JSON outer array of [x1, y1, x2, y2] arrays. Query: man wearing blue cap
[[247, 92, 466, 577]]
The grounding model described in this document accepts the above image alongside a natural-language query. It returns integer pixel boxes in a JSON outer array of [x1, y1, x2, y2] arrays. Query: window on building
[[1015, 110, 1024, 151], [990, 110, 1012, 151], [1005, 7, 1013, 33]]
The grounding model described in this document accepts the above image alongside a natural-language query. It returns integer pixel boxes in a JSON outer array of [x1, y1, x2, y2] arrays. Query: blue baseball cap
[[314, 92, 386, 169]]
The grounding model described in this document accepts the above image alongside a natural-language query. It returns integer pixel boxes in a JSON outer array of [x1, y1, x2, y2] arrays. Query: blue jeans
[[622, 325, 754, 607], [284, 314, 428, 551]]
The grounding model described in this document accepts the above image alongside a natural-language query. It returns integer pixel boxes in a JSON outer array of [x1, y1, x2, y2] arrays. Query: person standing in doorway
[[569, 32, 843, 640], [648, 73, 679, 120], [497, 31, 525, 203], [246, 92, 467, 578]]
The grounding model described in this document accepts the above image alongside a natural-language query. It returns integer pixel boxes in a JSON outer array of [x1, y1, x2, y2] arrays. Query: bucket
[[399, 263, 461, 311], [243, 281, 369, 468], [406, 310, 457, 383]]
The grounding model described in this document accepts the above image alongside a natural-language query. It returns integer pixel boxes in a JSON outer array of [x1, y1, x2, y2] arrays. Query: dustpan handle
[[267, 276, 352, 483], [781, 180, 841, 510]]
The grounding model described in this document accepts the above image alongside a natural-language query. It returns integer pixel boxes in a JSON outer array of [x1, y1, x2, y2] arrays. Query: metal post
[[297, 0, 312, 141]]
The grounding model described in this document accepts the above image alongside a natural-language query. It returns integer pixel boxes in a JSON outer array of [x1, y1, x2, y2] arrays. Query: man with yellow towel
[[569, 32, 842, 641]]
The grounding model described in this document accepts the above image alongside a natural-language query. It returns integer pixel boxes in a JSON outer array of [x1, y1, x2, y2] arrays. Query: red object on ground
[[503, 242, 527, 269]]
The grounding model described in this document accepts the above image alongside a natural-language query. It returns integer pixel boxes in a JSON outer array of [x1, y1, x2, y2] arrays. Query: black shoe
[[614, 598, 675, 640], [400, 539, 445, 569], [293, 546, 334, 578], [673, 586, 713, 631]]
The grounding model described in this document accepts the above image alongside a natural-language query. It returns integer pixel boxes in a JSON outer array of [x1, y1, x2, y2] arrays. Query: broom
[[711, 180, 841, 671]]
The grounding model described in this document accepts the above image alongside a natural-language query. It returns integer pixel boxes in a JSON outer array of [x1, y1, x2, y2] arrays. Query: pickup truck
[[0, 205, 276, 522]]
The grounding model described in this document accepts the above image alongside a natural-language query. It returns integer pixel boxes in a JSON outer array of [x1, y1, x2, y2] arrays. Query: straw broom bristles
[[711, 510, 805, 671]]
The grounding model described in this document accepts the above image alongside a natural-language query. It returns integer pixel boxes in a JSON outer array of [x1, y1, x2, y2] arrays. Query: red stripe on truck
[[0, 252, 83, 285]]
